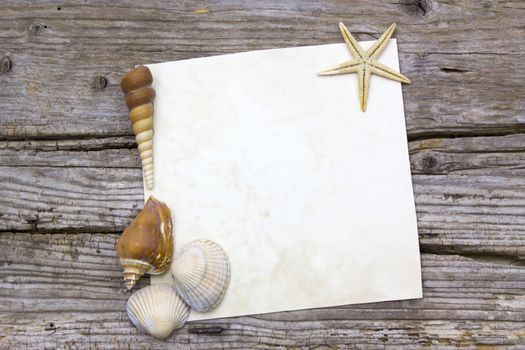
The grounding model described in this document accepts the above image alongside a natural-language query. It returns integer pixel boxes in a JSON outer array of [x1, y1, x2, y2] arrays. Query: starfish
[[318, 22, 411, 112]]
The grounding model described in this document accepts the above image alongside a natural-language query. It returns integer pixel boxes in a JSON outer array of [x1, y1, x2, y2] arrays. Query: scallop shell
[[121, 66, 155, 190], [126, 284, 190, 339], [171, 240, 230, 312], [117, 196, 173, 290]]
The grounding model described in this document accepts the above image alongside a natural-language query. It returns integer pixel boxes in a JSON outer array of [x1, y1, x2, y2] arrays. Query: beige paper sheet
[[147, 40, 422, 320]]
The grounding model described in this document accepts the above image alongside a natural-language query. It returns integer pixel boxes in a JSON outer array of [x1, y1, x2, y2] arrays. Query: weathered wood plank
[[1, 134, 524, 258], [0, 165, 143, 232], [410, 134, 525, 175], [1, 161, 523, 258], [415, 174, 525, 259], [0, 0, 524, 140], [2, 133, 525, 175], [0, 137, 138, 168], [0, 232, 524, 349]]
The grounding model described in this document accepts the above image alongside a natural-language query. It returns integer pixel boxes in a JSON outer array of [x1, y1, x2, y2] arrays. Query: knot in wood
[[0, 56, 12, 73], [422, 155, 438, 170], [402, 0, 433, 18], [28, 22, 46, 35], [90, 76, 108, 90]]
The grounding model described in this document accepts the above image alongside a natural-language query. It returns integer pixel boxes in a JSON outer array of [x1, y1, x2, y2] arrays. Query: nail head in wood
[[0, 56, 12, 73], [121, 66, 153, 94], [90, 76, 108, 90]]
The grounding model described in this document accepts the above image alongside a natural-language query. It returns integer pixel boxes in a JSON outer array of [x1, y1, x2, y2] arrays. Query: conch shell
[[121, 66, 155, 190], [126, 284, 190, 339], [117, 196, 173, 290], [171, 240, 230, 312]]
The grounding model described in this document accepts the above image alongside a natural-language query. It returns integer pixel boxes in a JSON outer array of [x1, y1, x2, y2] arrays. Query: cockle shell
[[171, 240, 230, 312], [121, 66, 155, 190], [126, 284, 190, 339], [117, 196, 173, 290]]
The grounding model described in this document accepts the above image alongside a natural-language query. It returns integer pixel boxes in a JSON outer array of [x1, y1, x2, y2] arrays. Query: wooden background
[[1, 0, 524, 348]]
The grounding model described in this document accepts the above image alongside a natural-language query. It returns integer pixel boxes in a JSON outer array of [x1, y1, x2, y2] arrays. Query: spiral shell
[[171, 240, 230, 312], [126, 284, 190, 339], [121, 66, 155, 190], [117, 196, 173, 290]]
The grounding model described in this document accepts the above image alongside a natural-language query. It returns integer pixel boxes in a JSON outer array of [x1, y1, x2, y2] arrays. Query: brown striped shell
[[121, 66, 155, 190], [117, 196, 173, 290]]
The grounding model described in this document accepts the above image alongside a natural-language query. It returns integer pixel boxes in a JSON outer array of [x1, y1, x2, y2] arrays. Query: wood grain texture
[[1, 140, 524, 259], [0, 0, 524, 348], [410, 134, 525, 176], [0, 233, 524, 349], [2, 133, 524, 173]]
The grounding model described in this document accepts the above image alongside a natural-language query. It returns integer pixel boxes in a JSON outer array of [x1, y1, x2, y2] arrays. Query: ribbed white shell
[[171, 240, 230, 312], [126, 284, 190, 339]]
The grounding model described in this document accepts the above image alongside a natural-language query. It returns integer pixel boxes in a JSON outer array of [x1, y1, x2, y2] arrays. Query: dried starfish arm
[[366, 23, 397, 59], [339, 22, 365, 59], [358, 67, 372, 112], [318, 60, 361, 76], [370, 60, 411, 83]]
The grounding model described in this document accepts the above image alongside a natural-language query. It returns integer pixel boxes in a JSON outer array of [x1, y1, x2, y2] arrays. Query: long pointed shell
[[126, 284, 190, 339], [121, 66, 155, 190], [171, 240, 230, 312], [117, 196, 173, 290]]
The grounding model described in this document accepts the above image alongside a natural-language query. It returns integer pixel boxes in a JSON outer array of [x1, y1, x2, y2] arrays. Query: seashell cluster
[[118, 67, 232, 339], [117, 196, 173, 290], [124, 239, 230, 339], [121, 66, 156, 190], [171, 240, 230, 312], [126, 284, 190, 339]]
